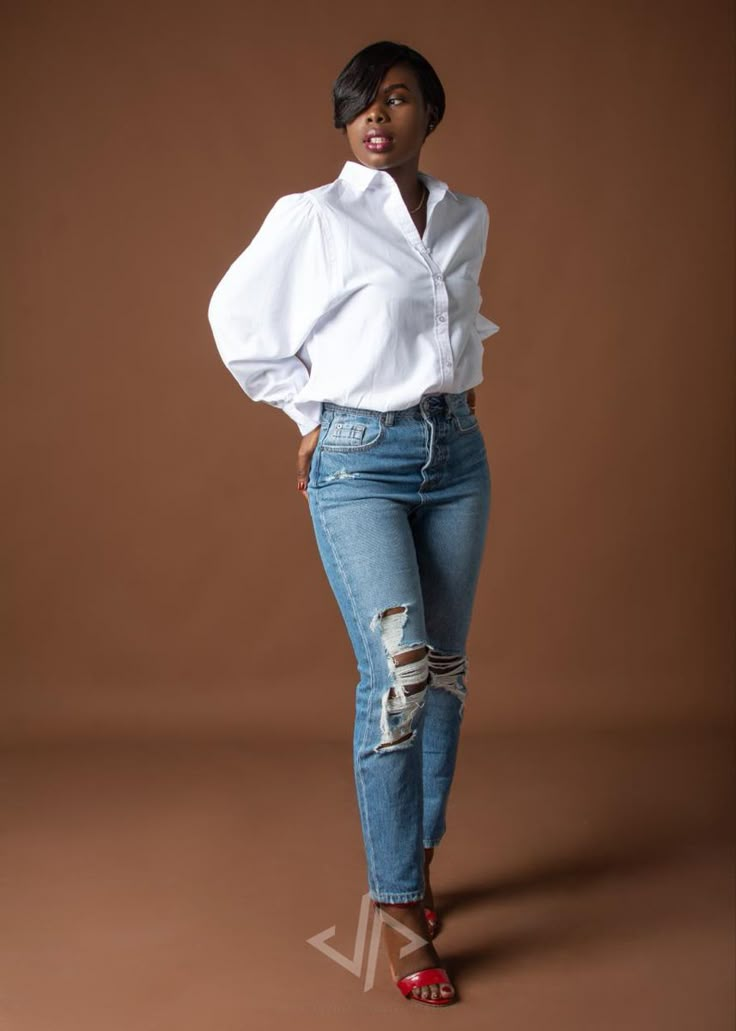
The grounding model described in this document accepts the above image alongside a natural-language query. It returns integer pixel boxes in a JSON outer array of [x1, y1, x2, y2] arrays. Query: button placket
[[423, 252, 453, 383], [390, 189, 455, 388]]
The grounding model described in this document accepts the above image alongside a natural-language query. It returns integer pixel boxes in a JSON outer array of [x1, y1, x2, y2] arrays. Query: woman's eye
[[387, 96, 405, 105]]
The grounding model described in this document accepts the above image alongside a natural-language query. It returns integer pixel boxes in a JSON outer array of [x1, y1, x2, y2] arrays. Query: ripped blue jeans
[[306, 391, 491, 903]]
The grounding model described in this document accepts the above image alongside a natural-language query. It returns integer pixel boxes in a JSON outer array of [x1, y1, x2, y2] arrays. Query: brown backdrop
[[2, 0, 733, 740]]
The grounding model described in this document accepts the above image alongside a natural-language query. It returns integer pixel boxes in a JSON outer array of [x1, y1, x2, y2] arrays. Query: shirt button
[[434, 274, 443, 283], [437, 314, 447, 323]]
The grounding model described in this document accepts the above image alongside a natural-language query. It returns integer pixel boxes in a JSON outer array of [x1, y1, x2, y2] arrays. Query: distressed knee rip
[[369, 606, 429, 752], [427, 648, 469, 721]]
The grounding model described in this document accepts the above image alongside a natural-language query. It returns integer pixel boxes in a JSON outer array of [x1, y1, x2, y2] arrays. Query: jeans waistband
[[322, 392, 468, 426]]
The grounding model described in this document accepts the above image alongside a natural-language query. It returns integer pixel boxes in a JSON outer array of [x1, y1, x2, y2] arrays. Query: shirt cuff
[[281, 397, 323, 435]]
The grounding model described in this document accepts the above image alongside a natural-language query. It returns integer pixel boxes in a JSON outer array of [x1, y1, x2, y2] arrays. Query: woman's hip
[[308, 393, 489, 497]]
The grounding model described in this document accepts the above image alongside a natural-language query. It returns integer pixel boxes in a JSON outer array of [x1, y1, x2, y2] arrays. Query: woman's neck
[[383, 159, 424, 211]]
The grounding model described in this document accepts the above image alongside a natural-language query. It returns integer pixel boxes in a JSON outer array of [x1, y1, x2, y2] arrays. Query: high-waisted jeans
[[306, 391, 491, 903]]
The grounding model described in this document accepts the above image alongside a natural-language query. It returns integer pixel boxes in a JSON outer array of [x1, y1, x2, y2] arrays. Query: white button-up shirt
[[207, 159, 500, 435]]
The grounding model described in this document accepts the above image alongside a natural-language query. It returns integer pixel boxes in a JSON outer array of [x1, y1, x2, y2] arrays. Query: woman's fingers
[[297, 425, 321, 498], [296, 456, 311, 498]]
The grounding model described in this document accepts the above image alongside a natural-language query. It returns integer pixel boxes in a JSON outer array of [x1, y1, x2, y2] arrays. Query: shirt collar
[[338, 159, 457, 201]]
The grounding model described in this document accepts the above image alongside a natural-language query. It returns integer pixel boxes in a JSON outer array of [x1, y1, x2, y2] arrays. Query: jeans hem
[[370, 891, 425, 904]]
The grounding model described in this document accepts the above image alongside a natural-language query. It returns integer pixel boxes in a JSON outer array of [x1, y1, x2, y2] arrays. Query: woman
[[208, 40, 500, 1006]]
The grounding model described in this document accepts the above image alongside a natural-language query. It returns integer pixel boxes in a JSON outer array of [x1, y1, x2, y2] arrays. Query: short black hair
[[332, 41, 446, 133]]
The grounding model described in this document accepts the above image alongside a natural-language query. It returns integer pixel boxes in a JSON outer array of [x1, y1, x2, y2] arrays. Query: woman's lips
[[364, 135, 393, 153]]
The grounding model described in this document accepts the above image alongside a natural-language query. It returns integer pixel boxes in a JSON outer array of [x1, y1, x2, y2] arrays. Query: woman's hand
[[296, 425, 321, 501], [467, 387, 476, 414]]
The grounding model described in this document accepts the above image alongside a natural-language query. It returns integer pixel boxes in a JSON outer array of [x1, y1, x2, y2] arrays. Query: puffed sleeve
[[207, 192, 335, 435], [476, 201, 500, 340]]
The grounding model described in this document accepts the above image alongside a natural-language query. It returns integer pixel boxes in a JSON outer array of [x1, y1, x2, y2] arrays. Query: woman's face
[[344, 62, 433, 172]]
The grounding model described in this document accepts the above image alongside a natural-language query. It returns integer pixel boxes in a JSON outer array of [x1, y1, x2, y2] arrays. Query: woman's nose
[[365, 102, 387, 123]]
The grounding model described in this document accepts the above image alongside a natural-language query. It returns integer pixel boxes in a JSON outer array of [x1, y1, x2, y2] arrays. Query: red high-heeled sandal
[[392, 965, 455, 1004], [373, 900, 456, 1006]]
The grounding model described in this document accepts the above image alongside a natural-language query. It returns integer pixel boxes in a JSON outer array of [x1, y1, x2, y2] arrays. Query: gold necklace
[[408, 184, 427, 214]]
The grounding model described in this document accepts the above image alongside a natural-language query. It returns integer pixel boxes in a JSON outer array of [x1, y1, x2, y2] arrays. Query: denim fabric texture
[[306, 391, 491, 903]]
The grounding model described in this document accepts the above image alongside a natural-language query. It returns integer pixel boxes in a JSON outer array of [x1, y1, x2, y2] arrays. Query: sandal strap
[[397, 966, 451, 995]]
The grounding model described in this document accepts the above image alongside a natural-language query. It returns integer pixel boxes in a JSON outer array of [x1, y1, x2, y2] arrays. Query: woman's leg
[[410, 398, 492, 851], [308, 470, 456, 1000], [306, 396, 482, 1002], [307, 435, 431, 902]]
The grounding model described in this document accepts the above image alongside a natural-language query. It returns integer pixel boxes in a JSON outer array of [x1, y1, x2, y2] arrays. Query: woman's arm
[[475, 200, 501, 342], [208, 193, 336, 436]]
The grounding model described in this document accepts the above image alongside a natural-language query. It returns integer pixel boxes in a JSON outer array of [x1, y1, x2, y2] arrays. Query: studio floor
[[1, 726, 733, 1030]]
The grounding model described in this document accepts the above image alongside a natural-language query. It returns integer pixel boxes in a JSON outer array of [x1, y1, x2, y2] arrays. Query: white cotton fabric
[[207, 159, 500, 436]]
